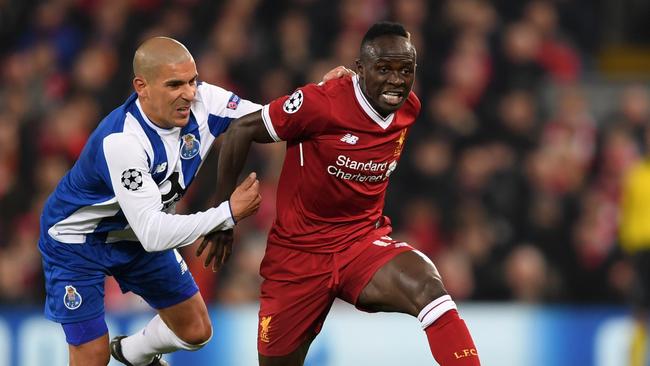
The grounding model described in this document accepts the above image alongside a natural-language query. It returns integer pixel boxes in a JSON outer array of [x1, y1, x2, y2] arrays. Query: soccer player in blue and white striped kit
[[38, 37, 266, 366]]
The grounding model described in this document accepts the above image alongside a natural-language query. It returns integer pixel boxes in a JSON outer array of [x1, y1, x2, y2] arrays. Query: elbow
[[140, 238, 160, 252], [134, 216, 165, 252]]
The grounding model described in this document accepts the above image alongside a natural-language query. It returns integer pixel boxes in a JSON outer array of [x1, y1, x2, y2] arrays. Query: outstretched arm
[[196, 110, 273, 271], [101, 133, 260, 252]]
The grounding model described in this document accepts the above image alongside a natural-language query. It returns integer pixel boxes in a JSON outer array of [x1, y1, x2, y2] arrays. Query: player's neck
[[361, 90, 391, 118], [139, 100, 174, 130]]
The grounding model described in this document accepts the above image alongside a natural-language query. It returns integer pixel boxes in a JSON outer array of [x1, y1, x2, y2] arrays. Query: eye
[[401, 68, 412, 75], [379, 67, 389, 74]]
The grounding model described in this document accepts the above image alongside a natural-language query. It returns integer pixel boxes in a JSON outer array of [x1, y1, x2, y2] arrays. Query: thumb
[[239, 172, 257, 189]]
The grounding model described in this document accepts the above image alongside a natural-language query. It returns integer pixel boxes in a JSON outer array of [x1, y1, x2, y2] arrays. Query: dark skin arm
[[195, 66, 355, 271], [195, 111, 273, 271]]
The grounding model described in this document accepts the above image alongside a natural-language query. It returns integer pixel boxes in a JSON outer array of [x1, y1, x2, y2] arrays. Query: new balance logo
[[340, 133, 359, 145], [154, 162, 167, 173]]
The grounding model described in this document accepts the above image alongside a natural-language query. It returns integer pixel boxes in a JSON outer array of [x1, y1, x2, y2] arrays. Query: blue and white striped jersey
[[41, 82, 261, 251]]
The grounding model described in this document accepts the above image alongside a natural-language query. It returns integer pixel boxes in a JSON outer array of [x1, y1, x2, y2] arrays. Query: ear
[[133, 76, 148, 98], [355, 59, 364, 77]]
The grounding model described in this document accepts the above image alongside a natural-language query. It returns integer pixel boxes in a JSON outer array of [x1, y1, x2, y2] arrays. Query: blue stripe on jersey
[[180, 112, 202, 187], [208, 113, 234, 137], [41, 96, 134, 230], [127, 100, 168, 184]]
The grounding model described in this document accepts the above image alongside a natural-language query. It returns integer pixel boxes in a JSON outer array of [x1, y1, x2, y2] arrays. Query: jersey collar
[[352, 74, 395, 130]]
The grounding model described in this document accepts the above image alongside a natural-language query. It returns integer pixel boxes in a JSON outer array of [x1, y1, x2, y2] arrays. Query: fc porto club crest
[[180, 133, 200, 159], [63, 285, 82, 310]]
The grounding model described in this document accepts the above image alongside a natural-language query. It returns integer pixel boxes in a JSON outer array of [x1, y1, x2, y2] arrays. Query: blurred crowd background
[[1, 0, 650, 311]]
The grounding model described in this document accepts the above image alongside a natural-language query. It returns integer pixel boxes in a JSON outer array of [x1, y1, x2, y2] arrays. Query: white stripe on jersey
[[352, 74, 394, 129], [299, 143, 304, 167], [48, 198, 120, 243], [262, 104, 282, 142]]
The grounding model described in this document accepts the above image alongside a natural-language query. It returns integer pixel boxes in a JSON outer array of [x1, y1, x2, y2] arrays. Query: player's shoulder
[[196, 80, 232, 102], [400, 90, 421, 116], [101, 132, 149, 169], [293, 77, 353, 109], [102, 131, 143, 152], [406, 91, 421, 111], [316, 76, 354, 95]]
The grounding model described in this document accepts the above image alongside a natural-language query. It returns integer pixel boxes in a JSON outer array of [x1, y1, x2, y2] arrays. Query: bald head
[[133, 37, 193, 81]]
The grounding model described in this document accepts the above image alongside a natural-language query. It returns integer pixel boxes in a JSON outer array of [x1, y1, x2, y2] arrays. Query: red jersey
[[262, 75, 421, 253]]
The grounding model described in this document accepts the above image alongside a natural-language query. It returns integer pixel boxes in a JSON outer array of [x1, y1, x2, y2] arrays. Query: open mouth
[[176, 106, 190, 117], [380, 91, 404, 105]]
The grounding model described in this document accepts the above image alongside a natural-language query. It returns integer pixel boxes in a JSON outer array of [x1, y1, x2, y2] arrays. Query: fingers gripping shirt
[[42, 82, 262, 251]]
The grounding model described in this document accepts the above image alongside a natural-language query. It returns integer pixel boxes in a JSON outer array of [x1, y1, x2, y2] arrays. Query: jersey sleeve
[[261, 83, 330, 142], [197, 82, 262, 137], [102, 133, 235, 252]]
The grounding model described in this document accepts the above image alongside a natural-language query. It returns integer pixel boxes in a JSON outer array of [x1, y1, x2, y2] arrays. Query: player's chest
[[150, 131, 205, 208], [312, 125, 409, 164], [301, 126, 408, 183]]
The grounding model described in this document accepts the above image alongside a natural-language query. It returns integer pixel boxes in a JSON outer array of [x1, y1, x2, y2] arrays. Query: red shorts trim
[[257, 233, 413, 356]]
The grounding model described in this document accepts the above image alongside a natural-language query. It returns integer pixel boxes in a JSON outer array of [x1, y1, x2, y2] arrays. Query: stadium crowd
[[0, 0, 645, 309]]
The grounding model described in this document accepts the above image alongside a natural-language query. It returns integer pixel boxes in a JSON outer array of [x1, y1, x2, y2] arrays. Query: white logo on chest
[[340, 133, 359, 145], [154, 162, 167, 173]]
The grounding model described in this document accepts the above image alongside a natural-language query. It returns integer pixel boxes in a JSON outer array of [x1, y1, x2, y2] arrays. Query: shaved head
[[133, 37, 193, 81], [132, 36, 198, 129]]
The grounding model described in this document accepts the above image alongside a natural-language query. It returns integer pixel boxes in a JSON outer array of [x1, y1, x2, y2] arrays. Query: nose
[[182, 83, 197, 101], [387, 71, 404, 86]]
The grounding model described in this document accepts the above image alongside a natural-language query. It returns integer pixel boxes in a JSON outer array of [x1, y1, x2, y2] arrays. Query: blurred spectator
[[0, 0, 648, 309], [524, 0, 581, 82], [503, 244, 549, 302], [435, 248, 475, 301], [619, 127, 650, 366], [492, 89, 539, 155], [602, 85, 650, 152]]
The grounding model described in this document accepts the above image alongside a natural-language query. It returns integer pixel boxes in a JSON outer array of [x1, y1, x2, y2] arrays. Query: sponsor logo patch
[[154, 162, 167, 173], [340, 133, 359, 145], [385, 160, 398, 178], [63, 285, 82, 310], [283, 90, 303, 114], [227, 93, 241, 110], [174, 250, 188, 275]]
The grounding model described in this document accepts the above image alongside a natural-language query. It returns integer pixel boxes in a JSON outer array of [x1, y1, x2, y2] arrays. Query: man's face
[[136, 59, 198, 129], [356, 35, 416, 117]]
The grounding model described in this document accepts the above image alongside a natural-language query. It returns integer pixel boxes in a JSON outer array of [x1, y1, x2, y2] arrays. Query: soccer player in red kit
[[198, 22, 481, 366]]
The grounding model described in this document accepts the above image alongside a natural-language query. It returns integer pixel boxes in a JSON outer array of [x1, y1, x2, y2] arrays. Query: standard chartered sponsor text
[[327, 155, 391, 182]]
